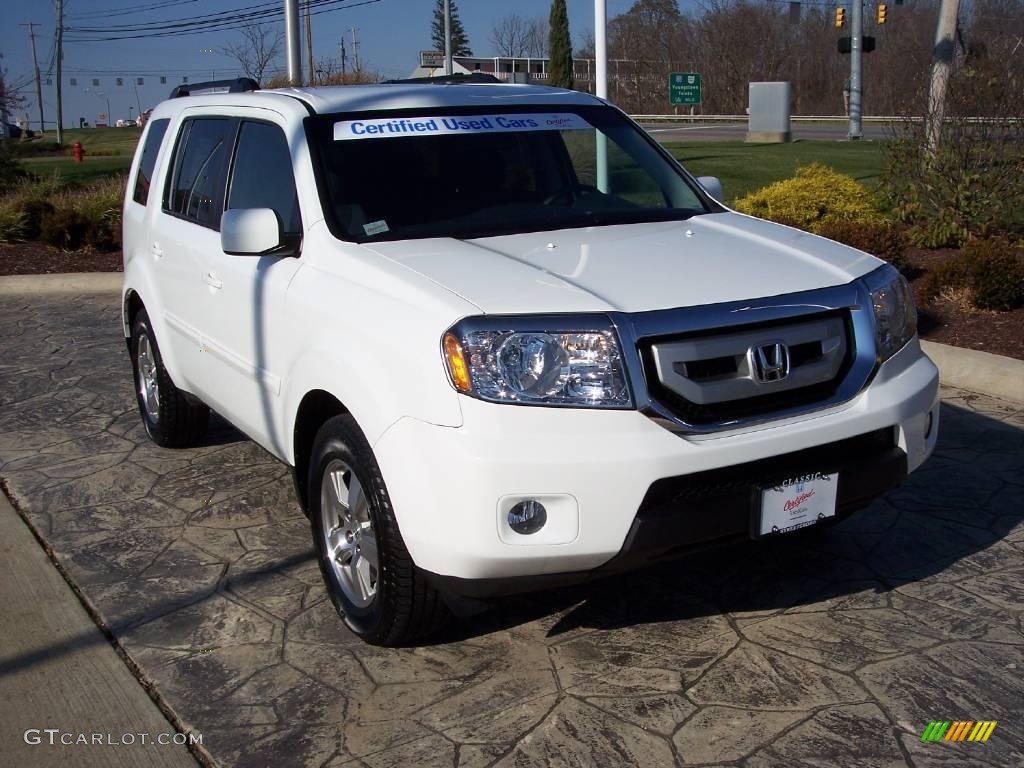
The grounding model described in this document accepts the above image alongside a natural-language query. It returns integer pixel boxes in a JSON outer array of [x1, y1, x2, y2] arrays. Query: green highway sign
[[669, 72, 702, 105]]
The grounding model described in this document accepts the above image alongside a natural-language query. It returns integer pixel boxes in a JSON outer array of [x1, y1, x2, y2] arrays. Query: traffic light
[[877, 4, 888, 23], [835, 7, 846, 27]]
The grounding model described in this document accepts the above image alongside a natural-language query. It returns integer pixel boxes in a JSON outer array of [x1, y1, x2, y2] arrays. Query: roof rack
[[170, 77, 260, 99], [382, 73, 501, 86]]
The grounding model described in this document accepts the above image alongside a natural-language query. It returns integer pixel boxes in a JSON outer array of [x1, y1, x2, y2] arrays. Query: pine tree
[[431, 0, 472, 57], [547, 0, 573, 89]]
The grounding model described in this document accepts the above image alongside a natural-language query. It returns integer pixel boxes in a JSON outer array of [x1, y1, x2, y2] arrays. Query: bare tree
[[0, 68, 27, 123], [222, 24, 283, 86], [490, 14, 548, 57], [525, 17, 548, 57]]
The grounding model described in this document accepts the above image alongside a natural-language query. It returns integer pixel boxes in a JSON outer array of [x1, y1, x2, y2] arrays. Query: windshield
[[307, 104, 710, 243]]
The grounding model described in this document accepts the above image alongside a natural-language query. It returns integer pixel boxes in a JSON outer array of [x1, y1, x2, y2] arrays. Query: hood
[[362, 212, 883, 315]]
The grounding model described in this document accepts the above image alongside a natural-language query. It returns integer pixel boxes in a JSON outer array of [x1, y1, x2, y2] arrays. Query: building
[[409, 52, 598, 88]]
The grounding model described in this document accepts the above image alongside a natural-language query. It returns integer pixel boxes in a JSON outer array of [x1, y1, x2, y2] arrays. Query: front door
[[192, 118, 304, 456]]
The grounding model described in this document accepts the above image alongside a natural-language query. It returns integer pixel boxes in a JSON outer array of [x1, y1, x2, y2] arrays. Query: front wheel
[[309, 415, 448, 646]]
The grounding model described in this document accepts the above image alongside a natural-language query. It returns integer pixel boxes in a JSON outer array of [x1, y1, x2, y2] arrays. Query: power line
[[67, 0, 201, 20], [68, 0, 353, 34], [65, 0, 380, 42], [69, 0, 298, 32]]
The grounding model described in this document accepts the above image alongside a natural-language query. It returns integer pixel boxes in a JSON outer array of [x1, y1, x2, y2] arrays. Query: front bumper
[[372, 340, 939, 592]]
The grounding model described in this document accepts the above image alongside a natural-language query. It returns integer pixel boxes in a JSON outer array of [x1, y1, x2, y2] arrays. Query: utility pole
[[304, 0, 314, 85], [56, 0, 64, 144], [443, 0, 452, 75], [926, 0, 961, 155], [340, 36, 347, 78], [20, 23, 45, 133], [284, 0, 302, 86], [595, 0, 609, 192], [350, 27, 360, 72], [847, 0, 863, 139]]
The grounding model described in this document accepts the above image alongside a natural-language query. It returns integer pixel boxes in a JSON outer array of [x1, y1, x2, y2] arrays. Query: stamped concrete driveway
[[1, 292, 1022, 768]]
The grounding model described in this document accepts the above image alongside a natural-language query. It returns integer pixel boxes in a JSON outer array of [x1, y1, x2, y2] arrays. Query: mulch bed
[[0, 242, 122, 275], [906, 248, 1024, 362], [1, 242, 1021, 361]]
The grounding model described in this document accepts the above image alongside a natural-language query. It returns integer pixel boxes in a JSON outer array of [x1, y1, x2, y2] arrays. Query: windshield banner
[[333, 113, 592, 141]]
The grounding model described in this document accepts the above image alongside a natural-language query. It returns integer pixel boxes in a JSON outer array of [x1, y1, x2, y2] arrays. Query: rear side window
[[132, 118, 169, 206], [165, 117, 235, 230], [227, 121, 302, 234]]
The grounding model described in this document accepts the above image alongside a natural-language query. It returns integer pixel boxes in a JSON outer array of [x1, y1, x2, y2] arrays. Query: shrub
[[963, 238, 1024, 311], [0, 203, 27, 243], [921, 238, 1024, 311], [1, 174, 124, 251], [733, 163, 882, 233], [18, 198, 56, 240], [40, 208, 90, 249], [68, 175, 125, 250], [815, 219, 909, 274], [8, 141, 64, 157], [4, 175, 66, 239], [880, 64, 1024, 248]]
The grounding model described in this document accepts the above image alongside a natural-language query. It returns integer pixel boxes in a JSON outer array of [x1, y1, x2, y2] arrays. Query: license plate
[[756, 472, 839, 537]]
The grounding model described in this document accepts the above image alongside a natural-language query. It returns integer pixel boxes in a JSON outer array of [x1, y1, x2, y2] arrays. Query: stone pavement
[[0, 292, 1022, 768]]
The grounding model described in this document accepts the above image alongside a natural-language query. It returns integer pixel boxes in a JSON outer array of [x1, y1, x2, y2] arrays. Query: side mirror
[[221, 208, 283, 256], [696, 176, 724, 202]]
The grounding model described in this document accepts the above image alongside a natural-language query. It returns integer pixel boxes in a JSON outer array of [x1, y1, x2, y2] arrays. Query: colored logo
[[920, 721, 997, 742]]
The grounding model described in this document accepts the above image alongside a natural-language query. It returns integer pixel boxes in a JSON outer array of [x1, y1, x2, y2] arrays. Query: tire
[[309, 414, 448, 646], [130, 309, 210, 448]]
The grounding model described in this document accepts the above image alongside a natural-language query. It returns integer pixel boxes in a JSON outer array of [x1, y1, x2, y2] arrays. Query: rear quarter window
[[132, 118, 170, 206]]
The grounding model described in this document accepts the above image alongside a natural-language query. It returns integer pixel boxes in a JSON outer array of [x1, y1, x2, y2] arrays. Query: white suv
[[122, 78, 939, 645]]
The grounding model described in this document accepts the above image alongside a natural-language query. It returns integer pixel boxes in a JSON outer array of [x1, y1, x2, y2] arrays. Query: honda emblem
[[751, 342, 790, 383]]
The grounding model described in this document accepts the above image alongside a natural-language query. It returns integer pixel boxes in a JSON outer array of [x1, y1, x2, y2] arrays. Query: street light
[[85, 88, 111, 127]]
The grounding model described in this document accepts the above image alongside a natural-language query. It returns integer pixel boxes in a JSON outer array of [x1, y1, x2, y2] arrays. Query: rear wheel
[[130, 309, 209, 447], [309, 415, 447, 645]]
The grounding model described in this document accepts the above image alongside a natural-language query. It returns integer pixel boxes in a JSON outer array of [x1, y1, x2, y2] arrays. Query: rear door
[[154, 115, 237, 397]]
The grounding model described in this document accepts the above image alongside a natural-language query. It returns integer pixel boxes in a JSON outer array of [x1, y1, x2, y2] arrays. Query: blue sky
[[1, 0, 649, 129]]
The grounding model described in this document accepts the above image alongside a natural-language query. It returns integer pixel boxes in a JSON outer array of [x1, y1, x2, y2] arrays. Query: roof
[[148, 82, 605, 125], [263, 82, 604, 114]]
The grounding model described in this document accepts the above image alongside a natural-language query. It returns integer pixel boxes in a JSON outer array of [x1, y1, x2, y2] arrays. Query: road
[[644, 121, 893, 142]]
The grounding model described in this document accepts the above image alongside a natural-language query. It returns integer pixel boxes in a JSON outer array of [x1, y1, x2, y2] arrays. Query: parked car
[[3, 122, 35, 139], [122, 78, 939, 645]]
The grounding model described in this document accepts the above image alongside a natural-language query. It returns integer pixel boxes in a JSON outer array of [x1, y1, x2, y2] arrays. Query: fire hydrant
[[72, 141, 84, 164]]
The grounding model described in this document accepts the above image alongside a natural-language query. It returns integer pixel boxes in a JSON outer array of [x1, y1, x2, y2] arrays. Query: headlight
[[865, 265, 917, 362], [443, 318, 632, 407]]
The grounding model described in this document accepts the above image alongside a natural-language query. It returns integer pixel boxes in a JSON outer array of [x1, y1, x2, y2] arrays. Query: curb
[[922, 340, 1024, 405], [0, 272, 122, 295]]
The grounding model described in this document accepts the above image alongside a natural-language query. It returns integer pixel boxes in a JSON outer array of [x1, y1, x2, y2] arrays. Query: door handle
[[151, 242, 163, 258], [205, 271, 223, 290]]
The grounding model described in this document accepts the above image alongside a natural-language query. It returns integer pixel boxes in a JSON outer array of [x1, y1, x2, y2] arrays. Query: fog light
[[507, 500, 547, 535], [924, 410, 934, 439]]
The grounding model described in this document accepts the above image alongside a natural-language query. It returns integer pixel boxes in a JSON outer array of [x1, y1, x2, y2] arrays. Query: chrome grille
[[649, 315, 848, 406]]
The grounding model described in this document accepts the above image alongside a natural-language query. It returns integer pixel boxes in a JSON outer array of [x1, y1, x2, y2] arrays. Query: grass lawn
[[665, 140, 886, 204], [13, 134, 885, 199], [33, 127, 143, 155], [21, 155, 132, 184]]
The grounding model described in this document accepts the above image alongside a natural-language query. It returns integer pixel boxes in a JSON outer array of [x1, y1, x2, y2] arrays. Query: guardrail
[[630, 115, 903, 123], [631, 115, 1019, 124]]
